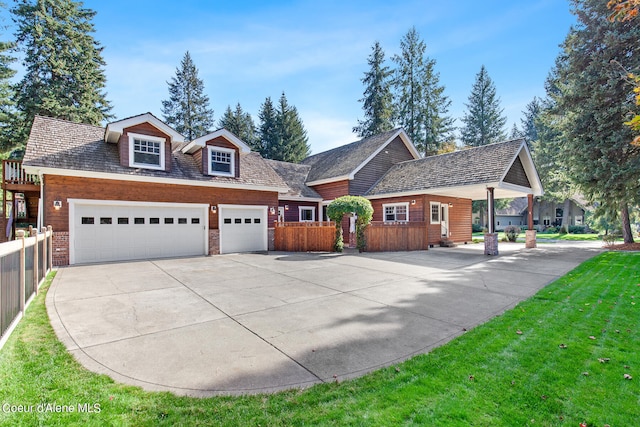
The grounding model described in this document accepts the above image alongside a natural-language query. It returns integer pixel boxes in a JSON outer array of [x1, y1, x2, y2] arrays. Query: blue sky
[[6, 0, 576, 154]]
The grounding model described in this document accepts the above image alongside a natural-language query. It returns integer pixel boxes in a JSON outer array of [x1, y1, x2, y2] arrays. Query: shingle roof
[[23, 115, 288, 190], [366, 139, 525, 196], [495, 197, 529, 215], [301, 128, 406, 183], [264, 159, 322, 199]]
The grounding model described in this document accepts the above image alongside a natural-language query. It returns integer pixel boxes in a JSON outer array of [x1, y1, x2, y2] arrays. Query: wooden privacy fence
[[274, 221, 335, 252], [364, 221, 428, 252], [0, 226, 53, 350]]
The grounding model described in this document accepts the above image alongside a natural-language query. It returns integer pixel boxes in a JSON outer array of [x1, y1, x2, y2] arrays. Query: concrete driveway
[[46, 242, 603, 396]]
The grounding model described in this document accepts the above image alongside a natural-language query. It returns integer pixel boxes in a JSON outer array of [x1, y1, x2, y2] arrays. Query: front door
[[441, 204, 449, 238]]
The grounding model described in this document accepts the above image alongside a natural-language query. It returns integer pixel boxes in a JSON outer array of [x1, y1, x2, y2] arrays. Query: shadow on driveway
[[46, 241, 603, 396]]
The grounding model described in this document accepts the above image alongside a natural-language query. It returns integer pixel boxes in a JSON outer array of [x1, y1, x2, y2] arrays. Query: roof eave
[[23, 165, 287, 193]]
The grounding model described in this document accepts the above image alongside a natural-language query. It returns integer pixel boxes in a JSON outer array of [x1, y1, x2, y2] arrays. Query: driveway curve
[[46, 242, 603, 396]]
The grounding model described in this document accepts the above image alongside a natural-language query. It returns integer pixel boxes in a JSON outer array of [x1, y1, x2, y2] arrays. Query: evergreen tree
[[392, 27, 426, 150], [218, 103, 258, 150], [460, 65, 507, 147], [260, 93, 309, 163], [508, 123, 521, 140], [0, 2, 17, 150], [161, 51, 213, 141], [520, 97, 542, 144], [550, 0, 640, 243], [392, 27, 453, 156], [353, 41, 393, 138], [421, 65, 455, 157], [257, 96, 277, 157], [12, 0, 112, 146]]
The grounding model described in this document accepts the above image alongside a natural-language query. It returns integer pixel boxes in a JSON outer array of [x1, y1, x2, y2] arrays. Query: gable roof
[[301, 128, 420, 185], [265, 160, 322, 200], [366, 139, 544, 200], [23, 115, 288, 192], [181, 128, 252, 154], [104, 112, 185, 146]]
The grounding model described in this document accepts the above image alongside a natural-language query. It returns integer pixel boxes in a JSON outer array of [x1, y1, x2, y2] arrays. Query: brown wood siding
[[277, 200, 319, 222], [424, 196, 472, 245], [503, 156, 531, 188], [202, 137, 240, 177], [42, 175, 278, 232], [310, 180, 350, 200], [350, 136, 416, 195], [369, 195, 425, 223], [121, 123, 173, 171]]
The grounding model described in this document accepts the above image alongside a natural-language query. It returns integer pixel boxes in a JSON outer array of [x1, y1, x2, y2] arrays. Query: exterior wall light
[[269, 207, 276, 215], [53, 200, 62, 210], [411, 200, 416, 205], [211, 205, 217, 213]]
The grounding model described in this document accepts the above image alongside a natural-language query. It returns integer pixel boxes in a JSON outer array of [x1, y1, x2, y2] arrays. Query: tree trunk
[[620, 202, 635, 244]]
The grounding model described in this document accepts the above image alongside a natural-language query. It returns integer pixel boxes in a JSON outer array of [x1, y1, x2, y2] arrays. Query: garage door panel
[[219, 206, 267, 254], [72, 202, 207, 264]]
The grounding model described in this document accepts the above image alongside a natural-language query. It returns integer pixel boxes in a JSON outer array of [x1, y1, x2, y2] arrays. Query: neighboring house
[[476, 196, 589, 231], [19, 114, 543, 265]]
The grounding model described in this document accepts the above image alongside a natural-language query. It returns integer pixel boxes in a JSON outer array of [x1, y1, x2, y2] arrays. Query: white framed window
[[575, 215, 583, 225], [383, 202, 409, 222], [208, 146, 235, 177], [128, 133, 165, 170], [543, 216, 551, 226], [299, 206, 315, 222], [430, 202, 440, 224]]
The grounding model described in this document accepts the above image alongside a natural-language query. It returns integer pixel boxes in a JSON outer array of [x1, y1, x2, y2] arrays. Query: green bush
[[568, 225, 586, 234], [541, 226, 558, 234], [327, 195, 373, 252], [503, 225, 521, 242], [472, 223, 483, 233]]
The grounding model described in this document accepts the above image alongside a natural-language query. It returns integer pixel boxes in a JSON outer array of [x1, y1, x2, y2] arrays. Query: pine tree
[[392, 27, 453, 156], [460, 65, 507, 147], [260, 93, 310, 163], [550, 0, 640, 243], [0, 2, 17, 150], [161, 51, 213, 141], [392, 27, 426, 150], [218, 103, 258, 150], [520, 97, 542, 144], [12, 0, 112, 146], [353, 41, 393, 138], [421, 66, 455, 157], [257, 96, 277, 158]]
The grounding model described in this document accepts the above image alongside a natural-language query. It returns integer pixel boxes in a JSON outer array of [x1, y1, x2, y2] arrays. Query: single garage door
[[218, 204, 267, 254], [70, 200, 208, 264]]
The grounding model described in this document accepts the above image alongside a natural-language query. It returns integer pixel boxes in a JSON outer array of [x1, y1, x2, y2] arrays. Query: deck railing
[[2, 160, 39, 186]]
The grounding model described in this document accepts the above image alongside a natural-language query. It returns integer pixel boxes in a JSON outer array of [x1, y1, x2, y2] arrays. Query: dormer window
[[208, 146, 235, 177], [128, 133, 165, 170]]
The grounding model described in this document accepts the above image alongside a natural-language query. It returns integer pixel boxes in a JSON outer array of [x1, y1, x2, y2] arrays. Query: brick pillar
[[484, 233, 499, 255], [525, 230, 537, 249]]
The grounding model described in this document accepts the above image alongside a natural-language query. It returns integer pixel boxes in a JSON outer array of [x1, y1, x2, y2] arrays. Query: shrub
[[472, 223, 483, 233], [568, 225, 586, 234], [503, 225, 521, 242], [559, 225, 568, 234], [541, 226, 558, 234]]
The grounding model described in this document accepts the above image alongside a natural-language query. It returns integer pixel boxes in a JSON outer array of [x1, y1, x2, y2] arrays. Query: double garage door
[[71, 200, 209, 264], [70, 200, 268, 264]]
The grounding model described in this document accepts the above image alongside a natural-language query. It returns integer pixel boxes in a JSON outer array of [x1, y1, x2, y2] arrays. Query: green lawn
[[1, 252, 639, 426], [472, 232, 606, 243]]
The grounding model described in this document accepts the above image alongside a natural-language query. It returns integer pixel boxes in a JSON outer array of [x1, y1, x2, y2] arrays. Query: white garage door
[[70, 200, 208, 264], [219, 205, 267, 254]]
